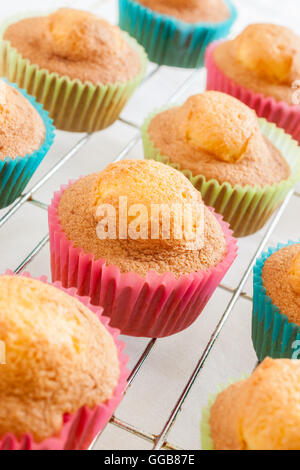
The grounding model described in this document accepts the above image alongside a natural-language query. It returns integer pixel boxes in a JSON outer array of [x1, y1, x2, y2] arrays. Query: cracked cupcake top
[[210, 358, 300, 450], [58, 159, 226, 278], [146, 91, 290, 186], [0, 275, 120, 442], [213, 24, 300, 104], [4, 8, 141, 84]]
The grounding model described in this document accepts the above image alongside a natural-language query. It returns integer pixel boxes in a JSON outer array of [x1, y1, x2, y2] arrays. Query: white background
[[0, 0, 299, 450]]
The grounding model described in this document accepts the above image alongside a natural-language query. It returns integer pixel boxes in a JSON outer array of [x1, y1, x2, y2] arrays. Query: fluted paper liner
[[205, 41, 300, 144], [0, 271, 128, 451], [252, 240, 300, 362], [142, 109, 300, 237], [0, 79, 54, 209], [48, 185, 237, 338], [0, 12, 147, 132], [118, 0, 237, 68]]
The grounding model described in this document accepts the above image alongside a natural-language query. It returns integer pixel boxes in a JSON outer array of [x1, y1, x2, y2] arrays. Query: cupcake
[[118, 0, 237, 67], [48, 159, 237, 338], [0, 273, 127, 450], [252, 240, 300, 361], [0, 8, 147, 132], [0, 79, 54, 209], [202, 358, 300, 450], [206, 24, 300, 143], [142, 91, 300, 237]]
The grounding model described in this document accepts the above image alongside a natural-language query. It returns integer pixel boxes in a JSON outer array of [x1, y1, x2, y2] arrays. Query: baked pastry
[[206, 23, 300, 143], [252, 241, 300, 361], [0, 8, 147, 131], [136, 0, 230, 23], [48, 159, 237, 337], [118, 0, 236, 67], [202, 358, 300, 450], [0, 274, 126, 450], [142, 91, 300, 236], [0, 79, 54, 209]]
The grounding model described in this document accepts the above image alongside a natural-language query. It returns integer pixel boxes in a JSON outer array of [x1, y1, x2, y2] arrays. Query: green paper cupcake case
[[0, 12, 147, 132], [142, 108, 300, 237], [0, 79, 54, 209], [201, 376, 247, 450], [252, 240, 300, 362], [118, 0, 237, 68]]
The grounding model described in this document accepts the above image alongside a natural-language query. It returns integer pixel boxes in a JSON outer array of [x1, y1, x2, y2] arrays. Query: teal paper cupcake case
[[0, 80, 54, 209], [252, 240, 300, 362], [118, 0, 237, 68]]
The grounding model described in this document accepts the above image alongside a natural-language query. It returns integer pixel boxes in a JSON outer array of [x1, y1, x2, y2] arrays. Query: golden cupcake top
[[262, 244, 300, 325], [4, 8, 141, 85], [0, 79, 45, 161], [146, 91, 290, 186], [185, 91, 259, 163], [235, 24, 300, 86], [213, 23, 300, 104], [58, 159, 226, 278], [46, 9, 125, 62], [210, 358, 300, 450], [0, 275, 120, 442], [94, 159, 205, 251], [137, 0, 230, 23]]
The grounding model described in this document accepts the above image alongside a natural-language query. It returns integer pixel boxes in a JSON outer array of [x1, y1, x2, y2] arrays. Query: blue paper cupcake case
[[252, 240, 300, 362], [118, 0, 237, 67], [0, 80, 55, 209]]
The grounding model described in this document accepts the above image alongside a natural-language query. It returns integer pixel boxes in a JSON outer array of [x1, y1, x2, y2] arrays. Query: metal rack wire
[[1, 0, 300, 451]]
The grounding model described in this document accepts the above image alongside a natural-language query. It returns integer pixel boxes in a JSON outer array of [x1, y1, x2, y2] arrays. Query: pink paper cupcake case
[[0, 270, 129, 451], [48, 183, 238, 338], [205, 42, 300, 144]]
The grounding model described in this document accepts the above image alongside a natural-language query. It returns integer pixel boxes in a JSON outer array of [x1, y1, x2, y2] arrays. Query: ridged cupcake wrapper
[[0, 12, 147, 133], [142, 109, 300, 237], [201, 376, 247, 450], [118, 0, 236, 68], [0, 270, 129, 451], [48, 184, 237, 338], [252, 241, 300, 362], [0, 80, 54, 209], [205, 42, 300, 144]]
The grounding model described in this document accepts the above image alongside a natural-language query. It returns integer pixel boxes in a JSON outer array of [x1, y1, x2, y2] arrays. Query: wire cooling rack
[[1, 0, 300, 451]]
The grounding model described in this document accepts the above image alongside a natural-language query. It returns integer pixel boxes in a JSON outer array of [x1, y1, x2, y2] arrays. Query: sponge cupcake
[[206, 24, 300, 143], [252, 241, 300, 361], [0, 79, 54, 209], [142, 91, 300, 236], [0, 273, 127, 450], [0, 8, 147, 132], [48, 159, 237, 337], [202, 358, 300, 450]]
